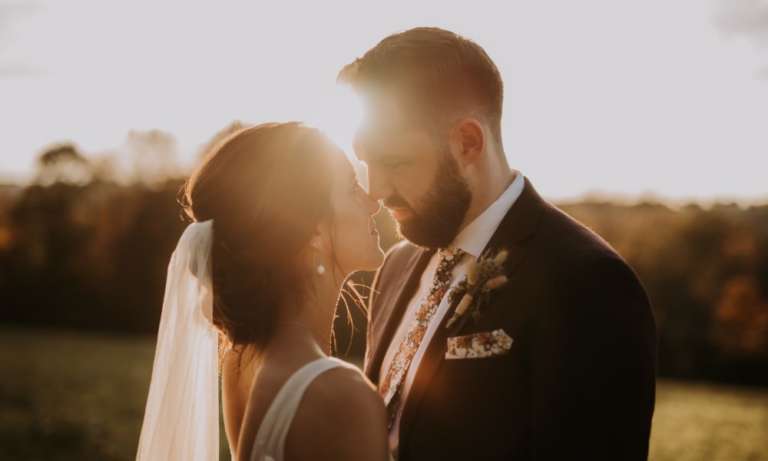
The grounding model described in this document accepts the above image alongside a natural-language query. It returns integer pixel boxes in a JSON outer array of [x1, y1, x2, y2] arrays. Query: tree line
[[1, 139, 766, 385]]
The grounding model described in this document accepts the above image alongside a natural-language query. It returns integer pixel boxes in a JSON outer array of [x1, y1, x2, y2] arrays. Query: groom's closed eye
[[381, 158, 410, 169], [368, 153, 412, 170], [356, 140, 409, 168]]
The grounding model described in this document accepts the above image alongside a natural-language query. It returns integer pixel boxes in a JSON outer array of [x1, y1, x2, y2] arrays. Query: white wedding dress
[[248, 356, 359, 461]]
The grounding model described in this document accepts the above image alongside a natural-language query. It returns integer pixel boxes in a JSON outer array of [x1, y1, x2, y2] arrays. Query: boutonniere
[[445, 247, 510, 328]]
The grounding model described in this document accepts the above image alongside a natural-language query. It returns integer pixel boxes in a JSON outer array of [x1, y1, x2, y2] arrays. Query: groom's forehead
[[360, 104, 404, 133], [356, 107, 423, 147], [353, 93, 436, 160], [355, 119, 400, 147]]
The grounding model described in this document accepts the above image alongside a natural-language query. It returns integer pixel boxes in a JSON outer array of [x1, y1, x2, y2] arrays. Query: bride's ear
[[308, 222, 332, 254], [307, 224, 332, 276], [309, 233, 324, 253]]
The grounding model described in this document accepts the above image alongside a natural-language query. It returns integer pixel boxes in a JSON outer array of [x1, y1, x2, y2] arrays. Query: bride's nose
[[364, 191, 381, 215]]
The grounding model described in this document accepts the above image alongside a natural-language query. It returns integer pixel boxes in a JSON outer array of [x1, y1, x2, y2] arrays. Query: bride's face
[[324, 150, 384, 274]]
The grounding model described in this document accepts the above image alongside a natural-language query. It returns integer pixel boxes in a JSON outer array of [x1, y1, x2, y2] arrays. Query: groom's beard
[[386, 152, 471, 248]]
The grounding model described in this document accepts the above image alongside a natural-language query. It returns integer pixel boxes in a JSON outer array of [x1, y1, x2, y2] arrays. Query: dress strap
[[250, 357, 358, 461]]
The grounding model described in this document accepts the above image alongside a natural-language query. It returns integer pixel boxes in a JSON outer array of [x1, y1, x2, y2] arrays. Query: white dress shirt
[[381, 171, 526, 451]]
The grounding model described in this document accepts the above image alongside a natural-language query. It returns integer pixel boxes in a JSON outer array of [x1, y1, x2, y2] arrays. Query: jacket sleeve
[[530, 254, 657, 461]]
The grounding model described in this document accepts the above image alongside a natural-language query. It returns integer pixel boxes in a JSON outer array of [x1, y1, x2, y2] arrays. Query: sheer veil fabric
[[136, 220, 220, 461]]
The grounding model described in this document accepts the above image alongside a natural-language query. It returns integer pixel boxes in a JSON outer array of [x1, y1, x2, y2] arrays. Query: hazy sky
[[1, 0, 766, 202]]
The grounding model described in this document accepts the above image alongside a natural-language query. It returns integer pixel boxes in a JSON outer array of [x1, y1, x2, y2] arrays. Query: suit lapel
[[398, 177, 546, 447], [443, 177, 546, 337], [364, 246, 435, 382]]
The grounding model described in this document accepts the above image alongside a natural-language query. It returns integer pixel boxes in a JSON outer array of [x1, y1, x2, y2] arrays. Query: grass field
[[1, 327, 767, 461]]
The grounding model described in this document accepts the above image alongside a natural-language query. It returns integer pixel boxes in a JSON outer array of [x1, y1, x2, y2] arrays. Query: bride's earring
[[314, 252, 326, 276]]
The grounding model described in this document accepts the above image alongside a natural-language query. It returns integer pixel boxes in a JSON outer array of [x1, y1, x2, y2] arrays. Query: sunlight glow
[[307, 84, 365, 160], [305, 84, 369, 191], [1, 0, 766, 202]]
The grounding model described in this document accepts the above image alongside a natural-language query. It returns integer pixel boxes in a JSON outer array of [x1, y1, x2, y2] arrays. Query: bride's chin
[[340, 242, 384, 275], [366, 248, 385, 270], [351, 250, 384, 273]]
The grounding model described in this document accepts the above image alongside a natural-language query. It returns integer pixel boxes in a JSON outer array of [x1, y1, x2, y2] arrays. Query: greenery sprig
[[446, 248, 509, 328]]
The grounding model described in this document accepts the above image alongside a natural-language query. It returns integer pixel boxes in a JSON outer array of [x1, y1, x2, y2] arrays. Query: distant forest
[[1, 132, 767, 385]]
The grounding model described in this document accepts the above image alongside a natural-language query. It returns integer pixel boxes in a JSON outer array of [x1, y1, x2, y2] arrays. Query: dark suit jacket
[[365, 178, 657, 461]]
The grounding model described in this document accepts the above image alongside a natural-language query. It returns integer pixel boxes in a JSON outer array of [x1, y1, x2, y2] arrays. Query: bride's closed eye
[[354, 183, 373, 208]]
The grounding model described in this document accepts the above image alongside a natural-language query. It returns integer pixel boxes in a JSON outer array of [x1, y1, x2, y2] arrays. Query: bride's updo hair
[[180, 122, 337, 352]]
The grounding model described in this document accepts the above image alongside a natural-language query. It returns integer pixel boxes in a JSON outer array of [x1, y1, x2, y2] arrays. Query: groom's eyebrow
[[358, 149, 387, 165], [355, 132, 411, 165], [354, 140, 393, 165]]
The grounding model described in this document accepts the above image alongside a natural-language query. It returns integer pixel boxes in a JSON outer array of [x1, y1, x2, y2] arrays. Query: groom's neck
[[460, 152, 515, 232]]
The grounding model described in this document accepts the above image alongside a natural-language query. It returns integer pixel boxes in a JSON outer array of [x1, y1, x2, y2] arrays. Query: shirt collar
[[452, 171, 525, 258]]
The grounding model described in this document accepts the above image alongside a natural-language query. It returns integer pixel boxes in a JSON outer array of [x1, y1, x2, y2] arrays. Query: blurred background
[[1, 1, 767, 460]]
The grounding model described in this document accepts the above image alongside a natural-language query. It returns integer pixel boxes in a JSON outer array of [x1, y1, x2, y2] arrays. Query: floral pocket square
[[445, 329, 514, 360]]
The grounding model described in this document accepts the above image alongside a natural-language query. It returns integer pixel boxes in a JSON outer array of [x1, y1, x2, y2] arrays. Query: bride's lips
[[368, 217, 379, 236]]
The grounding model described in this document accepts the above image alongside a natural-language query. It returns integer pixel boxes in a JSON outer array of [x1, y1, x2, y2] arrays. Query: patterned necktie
[[379, 247, 465, 425]]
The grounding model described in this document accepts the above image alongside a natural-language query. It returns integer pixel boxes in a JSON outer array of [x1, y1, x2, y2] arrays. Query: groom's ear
[[449, 118, 486, 168]]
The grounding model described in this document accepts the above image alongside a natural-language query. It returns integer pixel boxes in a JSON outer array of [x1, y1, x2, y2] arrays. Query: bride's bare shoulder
[[302, 365, 382, 413], [285, 364, 389, 461]]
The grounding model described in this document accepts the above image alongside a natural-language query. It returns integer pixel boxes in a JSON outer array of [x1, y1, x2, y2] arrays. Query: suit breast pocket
[[445, 328, 514, 360]]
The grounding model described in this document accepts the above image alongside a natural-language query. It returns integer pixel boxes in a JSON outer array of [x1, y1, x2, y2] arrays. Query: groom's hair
[[338, 27, 504, 141]]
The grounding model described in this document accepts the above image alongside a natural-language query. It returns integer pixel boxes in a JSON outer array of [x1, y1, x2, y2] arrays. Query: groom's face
[[354, 102, 471, 248]]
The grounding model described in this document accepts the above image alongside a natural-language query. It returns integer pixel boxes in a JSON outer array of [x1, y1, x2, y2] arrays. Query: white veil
[[136, 220, 220, 461]]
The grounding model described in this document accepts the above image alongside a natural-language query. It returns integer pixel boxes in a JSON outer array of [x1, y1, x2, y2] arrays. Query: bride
[[136, 122, 390, 460]]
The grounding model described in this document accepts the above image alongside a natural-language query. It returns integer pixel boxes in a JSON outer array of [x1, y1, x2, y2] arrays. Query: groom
[[339, 27, 657, 460]]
